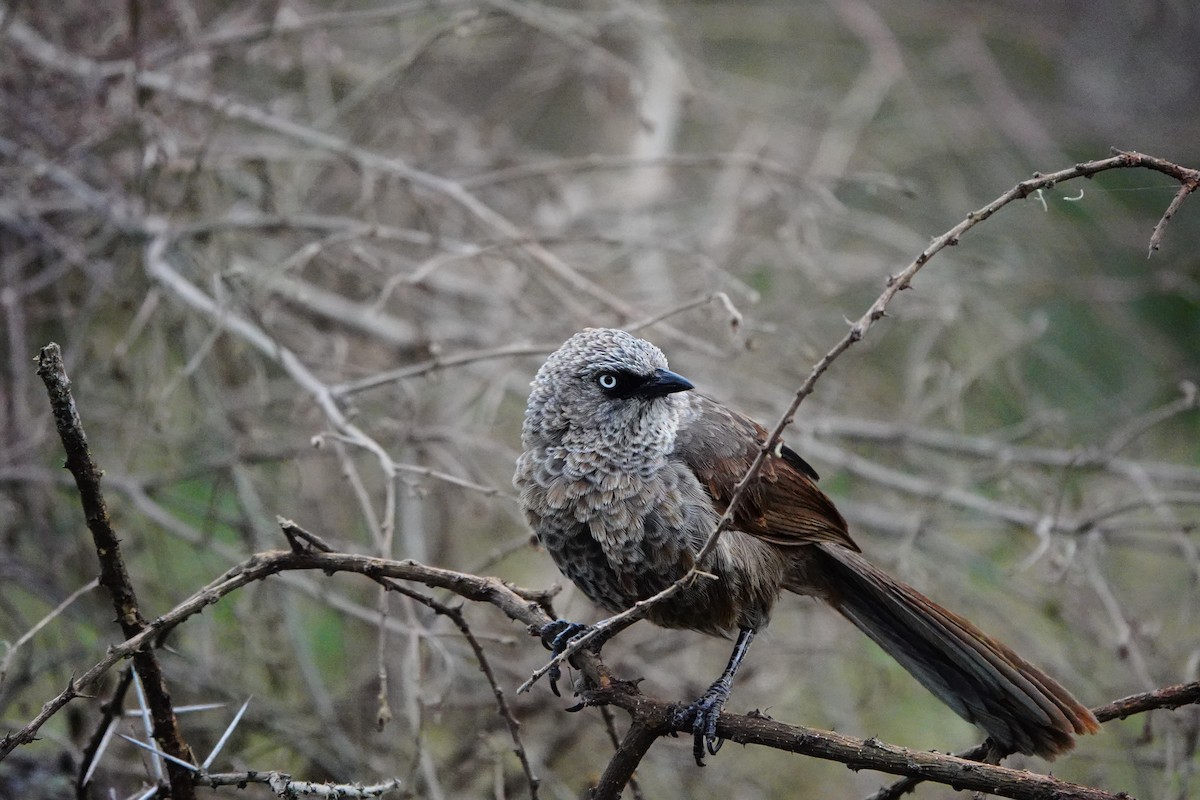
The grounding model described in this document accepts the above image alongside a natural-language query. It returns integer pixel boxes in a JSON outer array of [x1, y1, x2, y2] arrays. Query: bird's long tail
[[807, 545, 1100, 758]]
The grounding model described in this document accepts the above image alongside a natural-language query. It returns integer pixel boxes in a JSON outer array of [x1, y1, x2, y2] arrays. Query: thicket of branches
[[2, 2, 1199, 799]]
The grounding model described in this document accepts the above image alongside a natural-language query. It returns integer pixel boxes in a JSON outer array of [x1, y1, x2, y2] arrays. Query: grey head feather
[[519, 328, 689, 480]]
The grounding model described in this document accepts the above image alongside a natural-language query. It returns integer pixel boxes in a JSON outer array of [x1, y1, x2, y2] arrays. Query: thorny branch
[[34, 344, 197, 799]]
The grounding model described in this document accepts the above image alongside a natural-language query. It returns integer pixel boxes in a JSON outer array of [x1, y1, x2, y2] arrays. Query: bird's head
[[521, 329, 694, 458]]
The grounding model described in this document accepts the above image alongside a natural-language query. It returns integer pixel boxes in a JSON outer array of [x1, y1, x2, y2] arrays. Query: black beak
[[637, 368, 694, 398]]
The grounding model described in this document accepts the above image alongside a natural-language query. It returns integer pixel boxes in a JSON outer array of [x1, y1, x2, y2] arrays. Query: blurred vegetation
[[1, 0, 1198, 797]]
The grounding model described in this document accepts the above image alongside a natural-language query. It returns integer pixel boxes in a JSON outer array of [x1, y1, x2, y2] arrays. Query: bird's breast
[[516, 448, 782, 634]]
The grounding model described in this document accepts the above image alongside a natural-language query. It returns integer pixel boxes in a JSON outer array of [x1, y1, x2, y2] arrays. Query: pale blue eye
[[597, 372, 618, 390]]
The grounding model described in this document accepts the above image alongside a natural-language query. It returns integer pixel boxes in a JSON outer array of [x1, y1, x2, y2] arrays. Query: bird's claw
[[673, 681, 731, 766], [537, 619, 594, 697]]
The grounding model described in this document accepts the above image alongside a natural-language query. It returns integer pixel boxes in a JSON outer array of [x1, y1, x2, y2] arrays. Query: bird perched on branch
[[514, 328, 1099, 764]]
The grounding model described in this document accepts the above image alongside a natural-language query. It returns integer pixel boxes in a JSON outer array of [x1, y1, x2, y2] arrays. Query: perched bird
[[514, 328, 1099, 764]]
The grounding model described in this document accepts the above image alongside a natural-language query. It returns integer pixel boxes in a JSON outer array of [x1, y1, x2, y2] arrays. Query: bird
[[513, 328, 1100, 765]]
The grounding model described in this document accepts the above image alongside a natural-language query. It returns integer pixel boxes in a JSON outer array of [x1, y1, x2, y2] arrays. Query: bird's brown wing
[[673, 395, 861, 552]]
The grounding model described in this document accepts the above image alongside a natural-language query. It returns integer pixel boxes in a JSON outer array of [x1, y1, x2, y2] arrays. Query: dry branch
[[34, 344, 197, 799]]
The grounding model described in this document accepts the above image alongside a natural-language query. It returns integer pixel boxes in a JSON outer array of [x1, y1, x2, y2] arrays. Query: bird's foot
[[536, 619, 606, 697], [672, 678, 733, 766]]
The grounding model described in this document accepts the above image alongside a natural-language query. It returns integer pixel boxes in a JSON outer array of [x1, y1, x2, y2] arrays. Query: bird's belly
[[539, 519, 678, 613], [537, 517, 768, 637]]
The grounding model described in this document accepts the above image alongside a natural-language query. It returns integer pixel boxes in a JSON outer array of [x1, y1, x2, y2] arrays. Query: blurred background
[[2, 1, 1198, 797]]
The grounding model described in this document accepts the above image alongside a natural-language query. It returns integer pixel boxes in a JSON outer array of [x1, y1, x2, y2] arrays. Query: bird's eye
[[596, 372, 619, 390]]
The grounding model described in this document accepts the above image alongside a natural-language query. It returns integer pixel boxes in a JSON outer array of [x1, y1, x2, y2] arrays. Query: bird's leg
[[537, 619, 613, 697], [674, 627, 757, 766]]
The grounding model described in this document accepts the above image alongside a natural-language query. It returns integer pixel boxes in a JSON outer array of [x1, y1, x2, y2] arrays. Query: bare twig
[[77, 667, 134, 793], [1148, 179, 1199, 256], [460, 151, 813, 190], [278, 519, 541, 799], [800, 415, 1200, 487], [1103, 380, 1199, 456], [0, 577, 98, 683], [1094, 680, 1200, 721], [331, 343, 555, 397], [625, 291, 744, 335], [194, 771, 405, 797]]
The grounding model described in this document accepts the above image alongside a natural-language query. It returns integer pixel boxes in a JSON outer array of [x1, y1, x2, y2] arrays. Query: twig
[[76, 667, 134, 793], [34, 343, 197, 799], [1148, 179, 1199, 256], [331, 343, 555, 397], [144, 2, 437, 65], [1093, 680, 1200, 721], [194, 771, 405, 797], [0, 577, 99, 683], [1103, 380, 1199, 456], [625, 291, 743, 335], [441, 605, 540, 799], [459, 152, 812, 191], [799, 415, 1200, 487]]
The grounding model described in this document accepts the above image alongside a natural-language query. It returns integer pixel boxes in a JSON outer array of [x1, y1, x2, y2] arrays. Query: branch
[[1094, 680, 1200, 723], [195, 771, 403, 797], [590, 714, 658, 800], [580, 682, 1130, 800], [34, 343, 197, 799]]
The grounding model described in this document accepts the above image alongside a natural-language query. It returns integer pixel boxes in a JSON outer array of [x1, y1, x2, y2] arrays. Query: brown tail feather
[[806, 545, 1100, 757]]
